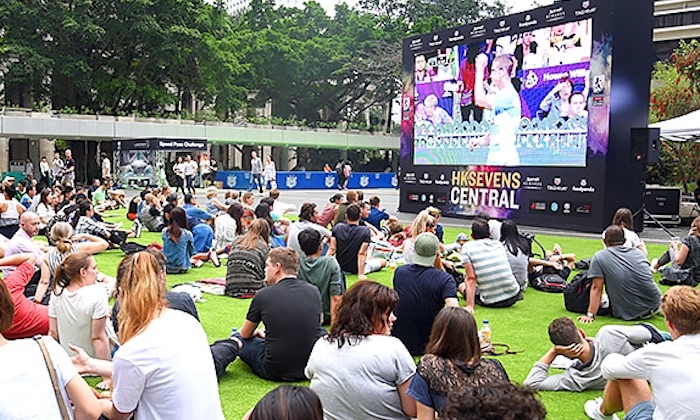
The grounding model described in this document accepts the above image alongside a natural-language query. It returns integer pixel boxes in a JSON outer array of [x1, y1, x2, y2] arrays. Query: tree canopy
[[0, 0, 506, 126]]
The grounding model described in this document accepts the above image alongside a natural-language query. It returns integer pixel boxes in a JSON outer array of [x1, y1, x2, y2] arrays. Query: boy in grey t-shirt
[[524, 318, 665, 392]]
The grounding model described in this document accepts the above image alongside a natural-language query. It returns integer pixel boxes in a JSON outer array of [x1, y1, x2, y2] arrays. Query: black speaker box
[[631, 128, 660, 164]]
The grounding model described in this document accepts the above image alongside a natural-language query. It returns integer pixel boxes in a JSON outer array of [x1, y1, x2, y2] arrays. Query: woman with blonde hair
[[263, 154, 277, 191], [407, 307, 510, 419], [401, 210, 436, 264], [48, 252, 111, 388], [205, 186, 227, 215], [225, 219, 271, 298], [33, 222, 110, 304], [0, 278, 100, 419], [70, 251, 224, 419]]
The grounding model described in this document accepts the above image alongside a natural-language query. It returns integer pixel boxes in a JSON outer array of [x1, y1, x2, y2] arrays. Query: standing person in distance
[[39, 156, 51, 187], [101, 152, 111, 180], [51, 152, 64, 187], [173, 156, 186, 194], [62, 149, 76, 187], [263, 154, 277, 191], [248, 151, 264, 193]]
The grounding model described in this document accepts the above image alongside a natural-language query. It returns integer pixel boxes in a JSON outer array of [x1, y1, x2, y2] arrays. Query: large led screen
[[413, 19, 593, 167]]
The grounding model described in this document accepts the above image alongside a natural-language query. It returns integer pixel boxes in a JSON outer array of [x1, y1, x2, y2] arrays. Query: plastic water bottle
[[480, 320, 492, 345], [389, 254, 397, 270]]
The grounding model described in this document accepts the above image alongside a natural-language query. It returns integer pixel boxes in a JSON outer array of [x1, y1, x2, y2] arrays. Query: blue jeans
[[237, 336, 273, 380], [625, 400, 654, 420], [248, 173, 263, 192]]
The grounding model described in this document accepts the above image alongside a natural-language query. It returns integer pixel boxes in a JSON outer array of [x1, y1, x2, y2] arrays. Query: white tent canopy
[[650, 109, 700, 142]]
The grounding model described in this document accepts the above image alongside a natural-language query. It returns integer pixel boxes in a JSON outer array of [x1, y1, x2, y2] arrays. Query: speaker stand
[[635, 207, 675, 238]]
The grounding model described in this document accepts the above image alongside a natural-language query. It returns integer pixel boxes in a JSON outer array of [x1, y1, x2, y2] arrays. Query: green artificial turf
[[96, 210, 672, 420]]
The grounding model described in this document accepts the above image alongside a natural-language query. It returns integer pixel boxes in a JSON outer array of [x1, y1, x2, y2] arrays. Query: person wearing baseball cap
[[391, 232, 459, 356]]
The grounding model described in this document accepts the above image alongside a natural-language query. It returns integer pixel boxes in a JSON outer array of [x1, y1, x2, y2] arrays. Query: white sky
[[315, 0, 554, 16]]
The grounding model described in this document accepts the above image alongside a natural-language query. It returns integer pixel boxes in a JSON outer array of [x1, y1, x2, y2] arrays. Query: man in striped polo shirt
[[460, 218, 522, 312]]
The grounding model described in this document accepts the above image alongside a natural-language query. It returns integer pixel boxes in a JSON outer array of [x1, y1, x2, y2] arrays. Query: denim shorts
[[625, 400, 654, 420]]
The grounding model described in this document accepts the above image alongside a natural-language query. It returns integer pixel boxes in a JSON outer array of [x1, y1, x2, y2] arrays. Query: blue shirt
[[364, 207, 389, 230], [191, 223, 214, 254], [184, 204, 212, 223], [162, 228, 194, 271]]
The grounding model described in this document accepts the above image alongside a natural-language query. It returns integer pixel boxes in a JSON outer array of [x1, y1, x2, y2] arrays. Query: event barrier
[[214, 171, 398, 190]]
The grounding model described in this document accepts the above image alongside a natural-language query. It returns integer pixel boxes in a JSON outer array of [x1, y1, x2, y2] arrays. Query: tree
[[648, 40, 700, 192]]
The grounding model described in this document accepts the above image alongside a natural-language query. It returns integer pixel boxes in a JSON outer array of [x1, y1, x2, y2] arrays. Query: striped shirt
[[462, 239, 520, 305]]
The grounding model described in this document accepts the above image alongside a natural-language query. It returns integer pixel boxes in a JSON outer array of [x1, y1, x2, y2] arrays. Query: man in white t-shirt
[[287, 202, 331, 256], [101, 153, 111, 180], [584, 286, 700, 420], [184, 154, 198, 195]]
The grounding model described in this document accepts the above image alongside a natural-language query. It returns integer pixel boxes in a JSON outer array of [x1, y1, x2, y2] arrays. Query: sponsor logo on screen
[[546, 6, 566, 22], [470, 25, 486, 38], [576, 0, 597, 16], [563, 202, 572, 214], [518, 14, 538, 29], [428, 34, 443, 47], [547, 177, 568, 192], [576, 203, 592, 215], [419, 172, 433, 185], [550, 202, 559, 213], [435, 174, 450, 186], [448, 30, 465, 42], [404, 172, 417, 184], [572, 178, 596, 193], [494, 20, 511, 35], [530, 201, 547, 212], [522, 176, 543, 191]]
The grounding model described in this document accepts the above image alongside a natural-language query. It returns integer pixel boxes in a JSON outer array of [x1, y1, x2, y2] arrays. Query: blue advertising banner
[[215, 171, 398, 190]]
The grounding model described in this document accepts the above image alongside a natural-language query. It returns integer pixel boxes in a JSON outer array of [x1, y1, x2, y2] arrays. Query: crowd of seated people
[[3, 172, 700, 420]]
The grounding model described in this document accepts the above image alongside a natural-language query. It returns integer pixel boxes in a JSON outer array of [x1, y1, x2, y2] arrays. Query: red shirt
[[3, 262, 49, 339]]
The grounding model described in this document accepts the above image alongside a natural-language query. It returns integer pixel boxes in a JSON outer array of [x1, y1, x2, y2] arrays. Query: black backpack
[[529, 273, 567, 293], [563, 271, 610, 315]]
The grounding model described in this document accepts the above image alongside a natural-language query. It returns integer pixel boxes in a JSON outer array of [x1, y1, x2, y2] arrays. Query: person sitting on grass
[[33, 222, 110, 305], [459, 218, 522, 312], [287, 202, 331, 257], [0, 276, 101, 420], [138, 193, 165, 232], [527, 242, 577, 288], [392, 233, 459, 356], [584, 286, 700, 420], [243, 385, 324, 420], [363, 195, 390, 230], [305, 280, 417, 420], [204, 186, 228, 215], [407, 307, 509, 418], [225, 219, 271, 298], [651, 216, 700, 286], [69, 250, 225, 419], [48, 252, 111, 390], [578, 225, 661, 324], [162, 207, 218, 274], [442, 383, 546, 420], [524, 317, 667, 392], [71, 200, 140, 246], [297, 228, 344, 325], [232, 247, 325, 381], [329, 203, 387, 280]]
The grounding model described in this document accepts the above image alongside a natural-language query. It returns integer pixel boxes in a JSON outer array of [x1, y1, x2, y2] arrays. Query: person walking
[[248, 151, 263, 193]]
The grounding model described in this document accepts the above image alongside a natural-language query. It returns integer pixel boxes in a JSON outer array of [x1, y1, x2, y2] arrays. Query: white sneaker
[[584, 397, 619, 420], [131, 219, 143, 238], [650, 258, 659, 273]]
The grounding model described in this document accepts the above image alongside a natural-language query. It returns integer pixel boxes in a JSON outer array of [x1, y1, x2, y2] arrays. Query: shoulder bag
[[34, 336, 71, 420]]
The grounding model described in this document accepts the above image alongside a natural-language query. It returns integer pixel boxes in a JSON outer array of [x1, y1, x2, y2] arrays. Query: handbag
[[34, 336, 71, 420]]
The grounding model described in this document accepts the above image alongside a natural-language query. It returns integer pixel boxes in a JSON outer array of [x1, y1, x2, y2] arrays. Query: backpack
[[563, 271, 610, 315], [529, 273, 567, 293]]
